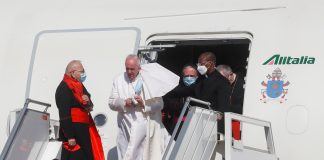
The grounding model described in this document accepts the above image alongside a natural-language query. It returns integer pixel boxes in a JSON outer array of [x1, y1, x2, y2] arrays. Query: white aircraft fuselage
[[0, 0, 323, 159]]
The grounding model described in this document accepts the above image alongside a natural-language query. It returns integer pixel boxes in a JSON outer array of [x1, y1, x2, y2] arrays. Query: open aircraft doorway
[[144, 32, 252, 112]]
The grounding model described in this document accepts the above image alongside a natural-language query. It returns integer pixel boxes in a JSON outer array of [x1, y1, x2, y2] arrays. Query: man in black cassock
[[164, 52, 231, 134]]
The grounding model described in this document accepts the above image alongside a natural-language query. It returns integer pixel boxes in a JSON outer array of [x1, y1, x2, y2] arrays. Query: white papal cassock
[[109, 63, 179, 160]]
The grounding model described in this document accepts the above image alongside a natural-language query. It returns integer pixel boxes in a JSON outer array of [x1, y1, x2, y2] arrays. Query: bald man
[[109, 55, 168, 160], [55, 60, 104, 160]]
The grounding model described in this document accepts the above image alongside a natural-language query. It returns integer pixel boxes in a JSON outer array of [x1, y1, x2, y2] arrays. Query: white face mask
[[197, 65, 208, 75]]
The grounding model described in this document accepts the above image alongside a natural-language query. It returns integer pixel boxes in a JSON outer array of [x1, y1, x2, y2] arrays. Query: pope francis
[[109, 54, 179, 160]]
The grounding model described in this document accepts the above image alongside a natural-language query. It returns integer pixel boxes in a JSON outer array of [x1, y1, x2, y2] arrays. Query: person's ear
[[206, 61, 212, 69], [71, 71, 76, 79]]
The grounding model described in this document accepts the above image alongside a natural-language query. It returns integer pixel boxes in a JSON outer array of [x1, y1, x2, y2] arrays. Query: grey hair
[[65, 60, 82, 73], [182, 64, 198, 76], [216, 64, 232, 77], [125, 54, 141, 67]]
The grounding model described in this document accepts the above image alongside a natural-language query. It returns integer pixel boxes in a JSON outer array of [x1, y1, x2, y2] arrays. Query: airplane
[[0, 0, 323, 159]]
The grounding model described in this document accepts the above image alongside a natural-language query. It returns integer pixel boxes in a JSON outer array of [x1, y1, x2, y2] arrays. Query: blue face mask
[[80, 73, 87, 82], [183, 76, 197, 86], [134, 79, 143, 95]]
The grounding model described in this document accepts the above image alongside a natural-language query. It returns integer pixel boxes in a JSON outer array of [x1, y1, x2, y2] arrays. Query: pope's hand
[[134, 95, 144, 108], [125, 98, 133, 107]]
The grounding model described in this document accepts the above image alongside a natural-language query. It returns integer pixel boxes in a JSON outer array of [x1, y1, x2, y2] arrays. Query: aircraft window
[[94, 114, 107, 127]]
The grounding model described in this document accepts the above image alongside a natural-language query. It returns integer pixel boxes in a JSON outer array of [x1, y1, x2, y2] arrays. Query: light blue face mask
[[183, 76, 197, 86], [80, 73, 87, 82], [134, 79, 143, 95]]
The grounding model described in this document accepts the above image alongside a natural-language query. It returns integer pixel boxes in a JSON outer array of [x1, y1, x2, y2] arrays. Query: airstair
[[162, 97, 279, 160], [0, 98, 61, 160], [1, 97, 279, 160]]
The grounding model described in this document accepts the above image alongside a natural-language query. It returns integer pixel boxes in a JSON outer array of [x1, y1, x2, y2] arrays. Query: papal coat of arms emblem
[[260, 68, 290, 103]]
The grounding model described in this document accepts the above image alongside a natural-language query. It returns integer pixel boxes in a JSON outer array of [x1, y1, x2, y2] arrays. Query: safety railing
[[0, 98, 51, 160], [224, 112, 278, 160], [163, 97, 222, 160]]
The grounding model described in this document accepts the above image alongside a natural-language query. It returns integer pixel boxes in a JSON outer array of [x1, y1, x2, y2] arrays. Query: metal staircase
[[0, 99, 52, 160], [162, 97, 279, 160]]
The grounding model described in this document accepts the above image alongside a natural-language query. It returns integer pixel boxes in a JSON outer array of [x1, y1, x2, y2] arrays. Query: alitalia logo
[[263, 54, 315, 65]]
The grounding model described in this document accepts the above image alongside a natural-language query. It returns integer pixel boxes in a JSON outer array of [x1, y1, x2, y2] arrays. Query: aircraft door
[[25, 27, 141, 159]]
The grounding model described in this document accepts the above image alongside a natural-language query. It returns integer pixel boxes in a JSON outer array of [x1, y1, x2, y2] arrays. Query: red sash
[[63, 74, 105, 160], [71, 108, 90, 124], [63, 142, 81, 152]]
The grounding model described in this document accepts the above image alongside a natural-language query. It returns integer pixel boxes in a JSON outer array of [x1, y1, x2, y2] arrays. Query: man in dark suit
[[164, 52, 231, 133], [162, 64, 199, 136], [216, 64, 245, 140], [216, 64, 244, 114]]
